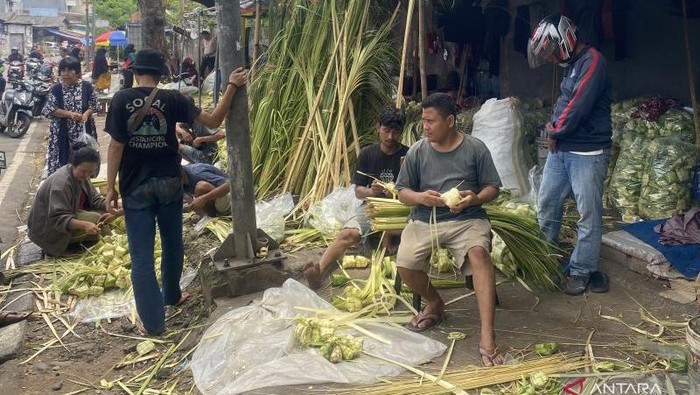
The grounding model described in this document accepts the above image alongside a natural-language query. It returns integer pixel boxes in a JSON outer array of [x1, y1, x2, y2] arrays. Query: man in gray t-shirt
[[177, 121, 225, 164], [395, 134, 502, 223], [395, 93, 504, 367]]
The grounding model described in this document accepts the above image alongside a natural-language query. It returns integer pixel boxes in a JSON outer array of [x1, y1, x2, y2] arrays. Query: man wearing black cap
[[104, 48, 247, 336]]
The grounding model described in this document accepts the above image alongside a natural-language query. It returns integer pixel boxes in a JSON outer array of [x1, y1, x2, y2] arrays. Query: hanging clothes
[[514, 5, 531, 55], [483, 0, 510, 76], [562, 0, 603, 49]]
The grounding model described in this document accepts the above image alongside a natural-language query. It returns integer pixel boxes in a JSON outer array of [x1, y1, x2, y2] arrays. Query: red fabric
[[547, 47, 600, 134], [602, 0, 614, 40], [79, 191, 87, 210]]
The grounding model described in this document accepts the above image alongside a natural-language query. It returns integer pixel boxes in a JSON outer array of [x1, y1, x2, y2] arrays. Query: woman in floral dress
[[42, 57, 99, 176]]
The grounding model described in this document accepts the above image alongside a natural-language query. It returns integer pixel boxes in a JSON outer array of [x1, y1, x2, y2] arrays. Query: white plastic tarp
[[190, 279, 447, 395]]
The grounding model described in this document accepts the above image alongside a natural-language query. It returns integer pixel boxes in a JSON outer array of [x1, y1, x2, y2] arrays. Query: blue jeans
[[537, 150, 610, 277], [123, 176, 184, 335]]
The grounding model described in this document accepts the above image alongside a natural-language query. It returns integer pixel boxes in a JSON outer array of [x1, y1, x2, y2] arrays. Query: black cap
[[132, 48, 169, 75]]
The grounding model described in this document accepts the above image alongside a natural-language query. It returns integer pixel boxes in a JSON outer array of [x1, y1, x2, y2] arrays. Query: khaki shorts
[[396, 218, 492, 274], [342, 207, 371, 237], [214, 194, 231, 215]]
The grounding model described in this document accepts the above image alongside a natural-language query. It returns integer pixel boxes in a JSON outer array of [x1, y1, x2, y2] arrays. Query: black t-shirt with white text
[[105, 87, 201, 196], [351, 143, 409, 188]]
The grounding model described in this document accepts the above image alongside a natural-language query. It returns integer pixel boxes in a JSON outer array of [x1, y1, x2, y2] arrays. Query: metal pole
[[84, 0, 90, 65], [92, 0, 96, 63], [216, 0, 258, 258]]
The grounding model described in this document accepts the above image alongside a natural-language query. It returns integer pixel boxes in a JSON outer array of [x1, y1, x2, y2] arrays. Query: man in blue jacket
[[527, 15, 612, 295]]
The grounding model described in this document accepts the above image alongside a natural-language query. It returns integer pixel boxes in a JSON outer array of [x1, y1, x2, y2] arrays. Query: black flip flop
[[406, 311, 445, 333], [589, 271, 610, 293]]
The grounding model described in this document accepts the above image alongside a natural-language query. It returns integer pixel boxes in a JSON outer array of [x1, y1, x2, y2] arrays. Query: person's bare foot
[[303, 262, 322, 290]]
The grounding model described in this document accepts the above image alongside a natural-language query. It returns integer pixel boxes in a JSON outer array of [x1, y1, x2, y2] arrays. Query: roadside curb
[[0, 238, 42, 363]]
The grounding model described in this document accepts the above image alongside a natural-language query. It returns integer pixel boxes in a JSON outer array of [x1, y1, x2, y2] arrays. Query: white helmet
[[527, 15, 578, 69]]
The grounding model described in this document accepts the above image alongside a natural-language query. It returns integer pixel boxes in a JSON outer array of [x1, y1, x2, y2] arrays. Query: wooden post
[[397, 0, 416, 109], [241, 16, 248, 66], [217, 0, 258, 256], [418, 0, 427, 100], [682, 0, 700, 148], [457, 45, 468, 99], [412, 29, 418, 98], [252, 0, 262, 74]]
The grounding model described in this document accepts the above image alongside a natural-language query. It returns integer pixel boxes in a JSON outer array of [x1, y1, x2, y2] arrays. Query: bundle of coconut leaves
[[365, 197, 563, 289], [248, 0, 399, 208]]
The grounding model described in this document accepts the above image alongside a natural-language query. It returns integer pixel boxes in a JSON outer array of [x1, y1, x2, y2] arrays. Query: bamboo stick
[[397, 0, 417, 109], [457, 45, 469, 100], [251, 0, 262, 77], [282, 20, 344, 193], [418, 0, 427, 100]]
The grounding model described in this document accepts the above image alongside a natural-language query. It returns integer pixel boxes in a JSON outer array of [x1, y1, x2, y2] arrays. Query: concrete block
[[0, 321, 26, 363]]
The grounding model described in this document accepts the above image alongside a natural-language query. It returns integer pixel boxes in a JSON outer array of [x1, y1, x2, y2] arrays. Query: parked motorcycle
[[29, 80, 51, 118], [25, 57, 42, 78], [0, 61, 6, 97], [7, 61, 23, 84], [0, 81, 34, 138]]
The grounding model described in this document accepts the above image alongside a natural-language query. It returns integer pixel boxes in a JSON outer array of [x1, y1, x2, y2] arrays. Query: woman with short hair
[[27, 143, 120, 257], [42, 56, 99, 176]]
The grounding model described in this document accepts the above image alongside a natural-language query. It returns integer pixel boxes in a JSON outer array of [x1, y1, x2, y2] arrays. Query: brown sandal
[[479, 345, 504, 367]]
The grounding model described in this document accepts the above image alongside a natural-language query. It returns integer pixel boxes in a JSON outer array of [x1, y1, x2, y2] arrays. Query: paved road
[[0, 117, 47, 262]]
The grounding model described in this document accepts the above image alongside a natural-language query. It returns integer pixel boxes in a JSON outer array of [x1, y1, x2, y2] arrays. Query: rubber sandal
[[479, 345, 504, 367], [405, 311, 445, 333], [0, 311, 31, 328]]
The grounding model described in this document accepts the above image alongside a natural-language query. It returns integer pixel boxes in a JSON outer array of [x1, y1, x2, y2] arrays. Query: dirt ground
[[0, 116, 697, 395], [0, 217, 218, 395], [0, 227, 697, 394]]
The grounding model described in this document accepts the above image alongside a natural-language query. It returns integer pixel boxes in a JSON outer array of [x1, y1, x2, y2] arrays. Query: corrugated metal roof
[[0, 12, 66, 27]]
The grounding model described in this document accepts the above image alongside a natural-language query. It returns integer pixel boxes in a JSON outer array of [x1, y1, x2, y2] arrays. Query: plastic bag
[[609, 133, 649, 217], [471, 98, 530, 196], [201, 72, 216, 94], [256, 192, 294, 242], [518, 166, 543, 207], [69, 267, 198, 323], [658, 109, 697, 145], [190, 279, 446, 395], [638, 138, 696, 219], [306, 186, 363, 236], [610, 99, 641, 145]]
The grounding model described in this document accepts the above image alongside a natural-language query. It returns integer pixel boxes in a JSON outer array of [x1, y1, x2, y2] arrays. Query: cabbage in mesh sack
[[638, 138, 697, 219], [609, 133, 650, 216]]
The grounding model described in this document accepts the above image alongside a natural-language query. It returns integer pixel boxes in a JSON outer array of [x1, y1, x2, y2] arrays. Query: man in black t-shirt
[[304, 106, 408, 290], [104, 49, 247, 336]]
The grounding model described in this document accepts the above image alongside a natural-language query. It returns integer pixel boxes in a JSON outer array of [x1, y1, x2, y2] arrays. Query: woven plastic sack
[[471, 98, 529, 196]]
